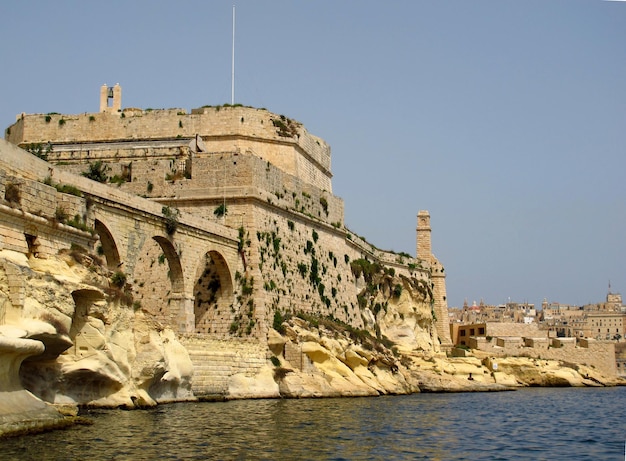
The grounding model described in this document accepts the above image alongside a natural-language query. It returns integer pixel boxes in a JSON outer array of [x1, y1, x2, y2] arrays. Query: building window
[[478, 327, 485, 335], [470, 329, 475, 336], [460, 330, 466, 337]]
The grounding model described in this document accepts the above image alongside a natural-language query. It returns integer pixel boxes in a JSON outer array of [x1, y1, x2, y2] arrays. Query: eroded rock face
[[0, 250, 195, 415], [257, 313, 624, 398], [266, 317, 419, 398], [0, 333, 68, 436], [359, 273, 439, 353]]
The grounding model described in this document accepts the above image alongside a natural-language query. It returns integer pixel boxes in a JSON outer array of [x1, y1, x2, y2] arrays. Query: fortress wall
[[531, 341, 616, 377], [0, 165, 94, 258], [46, 145, 185, 170], [2, 125, 437, 344], [472, 336, 617, 377], [228, 137, 331, 192], [8, 107, 332, 191], [8, 110, 187, 144], [189, 107, 331, 173], [0, 140, 238, 246], [37, 137, 331, 193], [164, 187, 425, 339], [253, 204, 362, 324], [122, 153, 343, 228], [4, 117, 23, 144]]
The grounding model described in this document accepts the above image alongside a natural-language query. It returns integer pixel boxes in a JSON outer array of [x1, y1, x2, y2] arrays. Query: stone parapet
[[7, 106, 332, 192]]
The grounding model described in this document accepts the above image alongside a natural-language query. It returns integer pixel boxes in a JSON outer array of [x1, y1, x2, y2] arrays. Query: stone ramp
[[181, 337, 268, 399]]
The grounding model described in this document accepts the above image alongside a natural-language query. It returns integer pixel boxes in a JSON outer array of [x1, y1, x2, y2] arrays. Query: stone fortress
[[0, 84, 467, 424], [5, 84, 451, 342], [1, 86, 622, 435]]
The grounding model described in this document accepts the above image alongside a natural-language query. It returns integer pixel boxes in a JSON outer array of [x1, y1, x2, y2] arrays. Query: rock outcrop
[[0, 249, 194, 436], [258, 315, 623, 397], [1, 247, 623, 437]]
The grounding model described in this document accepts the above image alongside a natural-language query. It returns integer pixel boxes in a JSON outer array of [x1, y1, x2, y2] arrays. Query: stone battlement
[[6, 106, 332, 192]]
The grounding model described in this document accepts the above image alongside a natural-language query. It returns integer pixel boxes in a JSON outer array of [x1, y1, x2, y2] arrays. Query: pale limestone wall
[[181, 336, 268, 397], [486, 322, 541, 337], [170, 186, 431, 339], [0, 125, 452, 399], [7, 107, 332, 192], [0, 170, 94, 259], [431, 259, 452, 348], [470, 335, 617, 377], [0, 138, 243, 335], [130, 153, 344, 227], [415, 212, 451, 348]]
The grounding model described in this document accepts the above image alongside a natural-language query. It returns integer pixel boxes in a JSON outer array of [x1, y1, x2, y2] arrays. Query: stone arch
[[193, 250, 234, 335], [152, 236, 184, 294], [94, 219, 121, 270], [131, 235, 185, 329]]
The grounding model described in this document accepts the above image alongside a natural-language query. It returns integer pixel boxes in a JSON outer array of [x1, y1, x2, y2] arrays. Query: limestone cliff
[[1, 248, 622, 437], [0, 249, 194, 436], [250, 315, 623, 399], [223, 270, 622, 398]]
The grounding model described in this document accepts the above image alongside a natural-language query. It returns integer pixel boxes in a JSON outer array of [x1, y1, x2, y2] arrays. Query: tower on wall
[[100, 83, 122, 113], [416, 210, 453, 351], [416, 210, 431, 259]]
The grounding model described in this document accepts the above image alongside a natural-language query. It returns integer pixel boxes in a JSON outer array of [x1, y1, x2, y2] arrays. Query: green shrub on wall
[[82, 161, 109, 183], [214, 203, 228, 218], [162, 206, 180, 235]]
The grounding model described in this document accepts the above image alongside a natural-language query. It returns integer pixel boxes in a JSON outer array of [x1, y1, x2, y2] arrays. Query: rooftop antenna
[[231, 5, 236, 105]]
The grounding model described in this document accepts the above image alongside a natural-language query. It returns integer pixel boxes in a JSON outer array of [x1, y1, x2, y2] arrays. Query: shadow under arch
[[152, 236, 184, 294], [193, 249, 234, 334], [94, 219, 121, 270]]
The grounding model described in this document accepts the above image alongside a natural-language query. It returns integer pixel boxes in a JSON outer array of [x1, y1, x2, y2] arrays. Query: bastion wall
[[6, 106, 332, 192], [3, 102, 451, 347]]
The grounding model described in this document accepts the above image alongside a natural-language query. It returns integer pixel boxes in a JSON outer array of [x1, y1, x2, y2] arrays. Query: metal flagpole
[[231, 5, 235, 105]]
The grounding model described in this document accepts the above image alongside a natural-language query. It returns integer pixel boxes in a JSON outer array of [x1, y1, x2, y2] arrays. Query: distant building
[[450, 321, 541, 347]]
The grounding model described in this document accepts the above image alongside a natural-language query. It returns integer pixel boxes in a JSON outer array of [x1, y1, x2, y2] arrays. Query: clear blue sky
[[1, 1, 624, 309]]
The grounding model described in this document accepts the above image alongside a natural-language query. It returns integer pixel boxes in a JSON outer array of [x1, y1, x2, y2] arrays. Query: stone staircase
[[181, 337, 268, 399]]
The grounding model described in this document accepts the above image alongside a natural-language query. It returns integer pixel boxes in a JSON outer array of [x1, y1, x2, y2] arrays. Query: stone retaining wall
[[181, 336, 268, 397], [470, 335, 617, 376]]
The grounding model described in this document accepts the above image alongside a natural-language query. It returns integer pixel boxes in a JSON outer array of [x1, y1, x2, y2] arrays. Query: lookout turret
[[416, 210, 431, 259], [416, 210, 453, 350]]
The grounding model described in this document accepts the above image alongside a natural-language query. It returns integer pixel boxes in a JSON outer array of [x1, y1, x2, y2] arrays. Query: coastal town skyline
[[1, 1, 624, 308]]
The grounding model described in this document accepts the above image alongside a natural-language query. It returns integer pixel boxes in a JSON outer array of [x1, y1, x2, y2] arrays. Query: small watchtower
[[416, 210, 431, 259], [416, 210, 453, 350], [100, 83, 122, 113]]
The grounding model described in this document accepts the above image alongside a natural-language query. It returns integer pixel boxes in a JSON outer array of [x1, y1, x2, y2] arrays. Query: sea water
[[2, 386, 625, 460]]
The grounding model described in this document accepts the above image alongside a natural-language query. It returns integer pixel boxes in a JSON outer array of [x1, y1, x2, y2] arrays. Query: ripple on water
[[1, 387, 624, 461]]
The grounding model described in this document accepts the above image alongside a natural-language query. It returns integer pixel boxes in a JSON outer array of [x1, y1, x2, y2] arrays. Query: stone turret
[[416, 210, 431, 259], [417, 211, 453, 350]]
